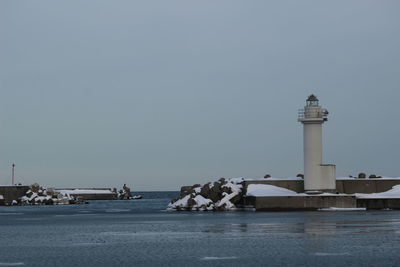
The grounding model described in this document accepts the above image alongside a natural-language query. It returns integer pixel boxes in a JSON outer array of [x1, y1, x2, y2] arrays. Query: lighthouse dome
[[306, 94, 319, 106]]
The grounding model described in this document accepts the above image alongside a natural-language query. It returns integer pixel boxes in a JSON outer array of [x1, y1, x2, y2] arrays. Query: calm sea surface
[[0, 191, 400, 267]]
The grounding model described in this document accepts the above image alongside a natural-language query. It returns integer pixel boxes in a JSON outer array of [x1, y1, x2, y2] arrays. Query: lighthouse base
[[305, 189, 337, 195]]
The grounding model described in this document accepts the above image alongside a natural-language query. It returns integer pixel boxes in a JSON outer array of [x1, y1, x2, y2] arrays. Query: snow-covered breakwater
[[168, 176, 400, 211], [20, 184, 79, 205], [1, 183, 136, 205], [167, 178, 244, 211]]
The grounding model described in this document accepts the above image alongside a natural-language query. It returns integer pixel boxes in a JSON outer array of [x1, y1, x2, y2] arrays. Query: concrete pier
[[245, 195, 357, 211], [243, 179, 400, 210], [244, 179, 400, 194], [54, 188, 118, 200]]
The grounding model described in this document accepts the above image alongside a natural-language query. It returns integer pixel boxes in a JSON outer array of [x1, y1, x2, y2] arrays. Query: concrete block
[[245, 195, 357, 211]]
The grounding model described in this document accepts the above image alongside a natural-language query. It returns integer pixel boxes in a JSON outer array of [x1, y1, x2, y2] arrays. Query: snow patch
[[356, 185, 400, 199], [215, 180, 243, 210], [246, 184, 300, 197], [57, 189, 114, 195]]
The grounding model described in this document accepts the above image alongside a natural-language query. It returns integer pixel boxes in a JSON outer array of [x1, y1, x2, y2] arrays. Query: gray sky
[[0, 0, 399, 190]]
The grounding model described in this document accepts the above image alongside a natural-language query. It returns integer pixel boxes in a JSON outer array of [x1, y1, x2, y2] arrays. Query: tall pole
[[12, 163, 15, 185]]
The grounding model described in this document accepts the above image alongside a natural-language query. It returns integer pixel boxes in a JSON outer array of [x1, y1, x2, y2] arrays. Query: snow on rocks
[[19, 183, 76, 205], [117, 184, 132, 200], [168, 178, 244, 211]]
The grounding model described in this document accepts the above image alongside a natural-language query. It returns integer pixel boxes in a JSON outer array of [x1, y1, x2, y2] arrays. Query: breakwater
[[0, 186, 30, 205]]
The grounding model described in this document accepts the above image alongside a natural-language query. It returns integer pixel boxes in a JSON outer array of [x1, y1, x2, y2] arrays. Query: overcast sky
[[0, 0, 399, 190]]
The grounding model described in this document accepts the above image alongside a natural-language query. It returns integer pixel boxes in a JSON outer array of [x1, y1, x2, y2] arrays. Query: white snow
[[246, 184, 301, 197], [193, 195, 212, 207], [57, 189, 114, 195], [337, 177, 400, 180], [245, 184, 354, 197], [241, 176, 400, 181], [168, 194, 191, 209], [215, 180, 243, 210], [168, 194, 214, 211], [241, 177, 303, 181], [356, 185, 400, 199], [246, 182, 400, 199]]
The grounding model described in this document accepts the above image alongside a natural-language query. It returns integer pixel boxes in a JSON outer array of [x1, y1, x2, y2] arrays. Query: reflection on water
[[201, 219, 400, 235]]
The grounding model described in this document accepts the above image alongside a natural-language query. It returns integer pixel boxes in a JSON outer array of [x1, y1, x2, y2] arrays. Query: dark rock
[[264, 174, 271, 178], [296, 174, 304, 179], [218, 178, 226, 184], [199, 182, 222, 203], [209, 183, 222, 202], [121, 184, 132, 199], [180, 186, 192, 197], [46, 188, 55, 196], [200, 183, 211, 199], [187, 196, 196, 207], [221, 186, 232, 195], [230, 194, 242, 204], [30, 183, 40, 193], [358, 173, 366, 179], [369, 174, 377, 178]]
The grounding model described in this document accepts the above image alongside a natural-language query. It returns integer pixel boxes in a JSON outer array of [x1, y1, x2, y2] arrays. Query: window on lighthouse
[[306, 94, 319, 107]]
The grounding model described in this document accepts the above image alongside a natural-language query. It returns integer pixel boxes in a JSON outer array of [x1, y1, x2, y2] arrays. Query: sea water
[[0, 191, 400, 266]]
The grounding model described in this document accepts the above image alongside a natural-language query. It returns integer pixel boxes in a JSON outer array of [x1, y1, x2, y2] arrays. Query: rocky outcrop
[[167, 178, 245, 211], [118, 184, 132, 200], [19, 184, 75, 205]]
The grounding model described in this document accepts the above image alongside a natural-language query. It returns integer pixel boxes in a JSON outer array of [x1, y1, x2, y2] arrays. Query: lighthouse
[[298, 95, 336, 193]]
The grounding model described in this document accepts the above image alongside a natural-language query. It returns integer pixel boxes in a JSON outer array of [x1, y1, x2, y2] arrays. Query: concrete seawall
[[245, 195, 357, 211], [244, 179, 400, 194], [243, 179, 400, 210], [63, 193, 117, 200], [54, 188, 118, 201], [0, 186, 30, 205], [0, 186, 119, 205]]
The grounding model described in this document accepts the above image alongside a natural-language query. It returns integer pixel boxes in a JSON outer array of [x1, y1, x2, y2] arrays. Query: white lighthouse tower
[[298, 95, 336, 193]]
